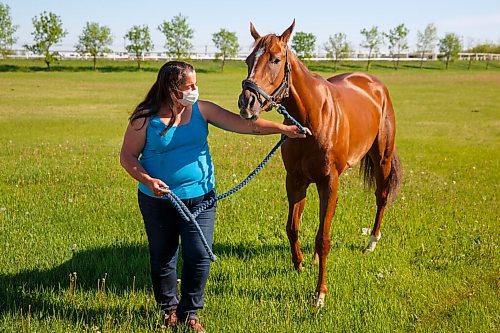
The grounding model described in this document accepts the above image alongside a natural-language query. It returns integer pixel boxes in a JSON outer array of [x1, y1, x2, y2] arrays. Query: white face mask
[[178, 88, 199, 106]]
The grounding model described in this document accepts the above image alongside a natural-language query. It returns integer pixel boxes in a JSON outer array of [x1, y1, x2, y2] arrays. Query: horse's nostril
[[238, 94, 248, 109], [249, 95, 256, 108]]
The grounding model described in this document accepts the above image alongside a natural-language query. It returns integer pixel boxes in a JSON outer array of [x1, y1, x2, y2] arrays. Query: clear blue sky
[[5, 0, 500, 53]]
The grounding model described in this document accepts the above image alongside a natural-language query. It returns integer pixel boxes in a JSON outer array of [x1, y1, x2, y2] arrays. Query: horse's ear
[[250, 22, 261, 40], [279, 19, 295, 44]]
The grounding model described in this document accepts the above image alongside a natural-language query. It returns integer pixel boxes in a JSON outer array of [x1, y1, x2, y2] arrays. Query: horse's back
[[325, 72, 392, 167], [327, 72, 387, 94]]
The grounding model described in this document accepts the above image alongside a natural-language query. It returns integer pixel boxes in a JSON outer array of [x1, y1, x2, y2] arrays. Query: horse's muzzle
[[238, 90, 261, 119]]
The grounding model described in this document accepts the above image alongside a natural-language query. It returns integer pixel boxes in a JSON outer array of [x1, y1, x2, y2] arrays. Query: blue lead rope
[[276, 105, 306, 134], [164, 105, 306, 262]]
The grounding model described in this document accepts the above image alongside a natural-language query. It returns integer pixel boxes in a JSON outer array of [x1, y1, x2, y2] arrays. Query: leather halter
[[241, 47, 291, 111]]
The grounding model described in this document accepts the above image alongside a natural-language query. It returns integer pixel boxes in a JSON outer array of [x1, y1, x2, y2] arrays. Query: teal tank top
[[138, 102, 215, 199]]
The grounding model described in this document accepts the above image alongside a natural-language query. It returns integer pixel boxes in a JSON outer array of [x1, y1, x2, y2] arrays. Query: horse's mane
[[252, 34, 279, 49], [252, 34, 328, 85]]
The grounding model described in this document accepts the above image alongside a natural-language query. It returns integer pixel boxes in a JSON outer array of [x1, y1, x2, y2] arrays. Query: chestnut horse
[[237, 21, 402, 306]]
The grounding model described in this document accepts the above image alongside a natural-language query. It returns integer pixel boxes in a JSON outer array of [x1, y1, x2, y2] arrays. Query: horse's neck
[[283, 56, 326, 126]]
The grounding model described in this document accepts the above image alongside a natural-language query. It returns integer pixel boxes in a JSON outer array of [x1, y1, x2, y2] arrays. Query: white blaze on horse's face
[[248, 47, 265, 80]]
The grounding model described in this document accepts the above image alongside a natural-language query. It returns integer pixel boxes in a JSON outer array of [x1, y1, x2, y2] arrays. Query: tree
[[291, 32, 316, 60], [125, 25, 153, 70], [158, 13, 193, 60], [467, 43, 500, 69], [416, 23, 438, 69], [0, 2, 18, 57], [24, 11, 67, 69], [464, 37, 476, 70], [212, 28, 239, 72], [360, 26, 383, 70], [384, 23, 409, 70], [75, 22, 113, 70], [439, 33, 462, 70], [467, 43, 500, 54], [323, 33, 351, 72]]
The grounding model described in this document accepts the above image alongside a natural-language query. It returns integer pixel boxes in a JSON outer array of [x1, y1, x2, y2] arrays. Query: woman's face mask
[[178, 88, 199, 106]]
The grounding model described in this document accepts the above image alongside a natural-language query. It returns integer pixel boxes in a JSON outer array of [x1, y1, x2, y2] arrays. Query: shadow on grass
[[0, 238, 361, 324], [213, 241, 299, 260], [0, 243, 151, 320], [340, 63, 366, 71], [0, 239, 304, 322], [209, 240, 367, 301], [305, 62, 335, 73], [213, 238, 363, 261], [370, 62, 396, 70], [401, 63, 443, 70]]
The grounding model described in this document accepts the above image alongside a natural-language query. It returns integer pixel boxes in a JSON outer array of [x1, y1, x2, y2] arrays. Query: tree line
[[0, 3, 498, 71]]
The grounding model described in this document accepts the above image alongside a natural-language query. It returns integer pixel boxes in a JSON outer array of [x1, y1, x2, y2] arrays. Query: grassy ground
[[0, 59, 499, 332]]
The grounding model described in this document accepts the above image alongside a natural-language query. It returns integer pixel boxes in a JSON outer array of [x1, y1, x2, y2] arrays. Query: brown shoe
[[162, 311, 178, 327], [186, 318, 206, 332]]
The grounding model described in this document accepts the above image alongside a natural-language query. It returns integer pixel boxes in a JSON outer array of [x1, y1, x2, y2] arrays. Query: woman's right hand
[[281, 125, 312, 138], [148, 178, 171, 197]]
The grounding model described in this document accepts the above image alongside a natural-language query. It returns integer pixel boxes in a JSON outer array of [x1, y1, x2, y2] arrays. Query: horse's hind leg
[[364, 151, 392, 253], [285, 174, 309, 272], [313, 173, 339, 307]]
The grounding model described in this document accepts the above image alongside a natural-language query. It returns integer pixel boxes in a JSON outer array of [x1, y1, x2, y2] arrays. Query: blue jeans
[[138, 189, 216, 319]]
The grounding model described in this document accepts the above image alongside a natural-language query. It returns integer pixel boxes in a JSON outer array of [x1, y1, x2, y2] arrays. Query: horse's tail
[[360, 155, 376, 189], [387, 149, 402, 204], [360, 149, 402, 205]]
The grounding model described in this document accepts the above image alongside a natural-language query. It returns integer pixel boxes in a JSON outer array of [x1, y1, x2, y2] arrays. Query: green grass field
[[0, 59, 499, 332]]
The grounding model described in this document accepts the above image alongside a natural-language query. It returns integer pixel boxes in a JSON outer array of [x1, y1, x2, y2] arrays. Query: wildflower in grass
[[362, 227, 371, 235]]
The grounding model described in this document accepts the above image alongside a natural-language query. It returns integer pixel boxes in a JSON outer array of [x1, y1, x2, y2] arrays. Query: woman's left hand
[[282, 125, 312, 138]]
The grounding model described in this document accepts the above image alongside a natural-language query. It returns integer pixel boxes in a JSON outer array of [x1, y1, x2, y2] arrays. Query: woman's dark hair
[[130, 61, 194, 134]]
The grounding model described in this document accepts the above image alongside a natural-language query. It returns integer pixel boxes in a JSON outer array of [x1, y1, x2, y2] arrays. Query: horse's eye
[[271, 58, 281, 64]]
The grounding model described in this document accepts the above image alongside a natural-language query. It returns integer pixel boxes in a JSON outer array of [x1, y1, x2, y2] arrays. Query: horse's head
[[238, 20, 295, 119]]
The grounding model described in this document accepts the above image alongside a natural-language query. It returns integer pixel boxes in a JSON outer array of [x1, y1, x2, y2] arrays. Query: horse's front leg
[[313, 173, 339, 307], [285, 174, 309, 272]]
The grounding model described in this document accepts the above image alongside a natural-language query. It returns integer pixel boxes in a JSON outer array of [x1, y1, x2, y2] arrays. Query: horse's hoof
[[312, 292, 325, 308], [363, 233, 381, 253], [362, 246, 374, 254], [313, 252, 319, 265], [294, 262, 304, 272]]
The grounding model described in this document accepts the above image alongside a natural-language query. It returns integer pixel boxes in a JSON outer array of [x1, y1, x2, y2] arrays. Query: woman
[[120, 61, 309, 332]]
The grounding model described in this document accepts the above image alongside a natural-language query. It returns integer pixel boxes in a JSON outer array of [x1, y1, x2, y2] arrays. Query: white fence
[[4, 50, 500, 61]]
